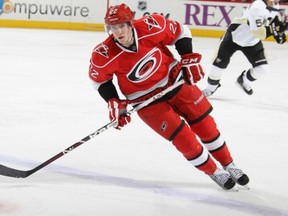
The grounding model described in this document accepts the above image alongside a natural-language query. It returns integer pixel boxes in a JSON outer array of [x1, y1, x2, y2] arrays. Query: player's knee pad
[[156, 118, 210, 167], [250, 64, 269, 80], [172, 123, 203, 159], [190, 115, 219, 142], [172, 120, 217, 175]]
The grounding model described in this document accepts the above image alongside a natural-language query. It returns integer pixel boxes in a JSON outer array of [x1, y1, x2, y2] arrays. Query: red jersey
[[89, 14, 186, 101]]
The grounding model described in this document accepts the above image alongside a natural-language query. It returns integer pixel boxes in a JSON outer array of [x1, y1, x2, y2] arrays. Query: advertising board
[[0, 0, 287, 38]]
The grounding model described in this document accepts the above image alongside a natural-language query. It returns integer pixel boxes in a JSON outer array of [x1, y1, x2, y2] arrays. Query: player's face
[[110, 22, 133, 47], [266, 0, 279, 7]]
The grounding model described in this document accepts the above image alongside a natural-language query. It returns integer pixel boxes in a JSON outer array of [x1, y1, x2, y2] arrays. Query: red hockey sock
[[203, 135, 233, 166], [172, 124, 216, 175], [190, 116, 233, 167]]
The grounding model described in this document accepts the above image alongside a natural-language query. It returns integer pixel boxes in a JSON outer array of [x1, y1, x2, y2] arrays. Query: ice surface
[[0, 28, 288, 216]]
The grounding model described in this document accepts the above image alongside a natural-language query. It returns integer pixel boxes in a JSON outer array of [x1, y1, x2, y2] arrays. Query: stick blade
[[0, 164, 30, 178]]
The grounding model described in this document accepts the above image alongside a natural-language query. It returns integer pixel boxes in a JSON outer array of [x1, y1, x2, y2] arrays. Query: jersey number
[[255, 19, 263, 27], [169, 22, 177, 34]]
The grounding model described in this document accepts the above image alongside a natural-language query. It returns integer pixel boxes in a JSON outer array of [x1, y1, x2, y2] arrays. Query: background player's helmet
[[104, 3, 134, 26]]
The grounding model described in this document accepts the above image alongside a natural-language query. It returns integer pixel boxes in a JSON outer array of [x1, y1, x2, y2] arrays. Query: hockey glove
[[270, 16, 287, 44], [180, 53, 204, 84], [108, 98, 131, 130]]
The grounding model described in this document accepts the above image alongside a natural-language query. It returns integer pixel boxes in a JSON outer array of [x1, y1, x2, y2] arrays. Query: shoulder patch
[[144, 15, 162, 31], [94, 43, 109, 58]]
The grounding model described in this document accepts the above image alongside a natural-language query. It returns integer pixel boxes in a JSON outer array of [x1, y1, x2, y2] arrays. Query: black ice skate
[[202, 78, 221, 97], [237, 71, 253, 95], [224, 162, 250, 186], [209, 168, 236, 190]]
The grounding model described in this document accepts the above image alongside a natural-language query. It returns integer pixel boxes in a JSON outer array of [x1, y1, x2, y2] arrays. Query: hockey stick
[[0, 80, 185, 178]]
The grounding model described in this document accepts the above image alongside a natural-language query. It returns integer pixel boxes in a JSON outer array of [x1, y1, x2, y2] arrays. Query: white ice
[[0, 28, 288, 216]]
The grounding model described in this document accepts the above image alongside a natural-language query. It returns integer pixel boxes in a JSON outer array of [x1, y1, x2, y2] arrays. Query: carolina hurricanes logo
[[144, 15, 162, 30], [94, 43, 109, 58], [127, 48, 162, 83]]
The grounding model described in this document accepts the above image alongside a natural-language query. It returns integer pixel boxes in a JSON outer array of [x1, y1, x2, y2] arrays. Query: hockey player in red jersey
[[89, 3, 249, 190]]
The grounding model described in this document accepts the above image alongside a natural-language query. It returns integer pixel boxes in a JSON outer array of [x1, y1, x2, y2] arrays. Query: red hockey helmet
[[104, 4, 134, 26]]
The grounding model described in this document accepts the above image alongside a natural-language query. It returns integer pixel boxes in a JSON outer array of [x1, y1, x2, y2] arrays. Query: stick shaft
[[0, 80, 184, 178]]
